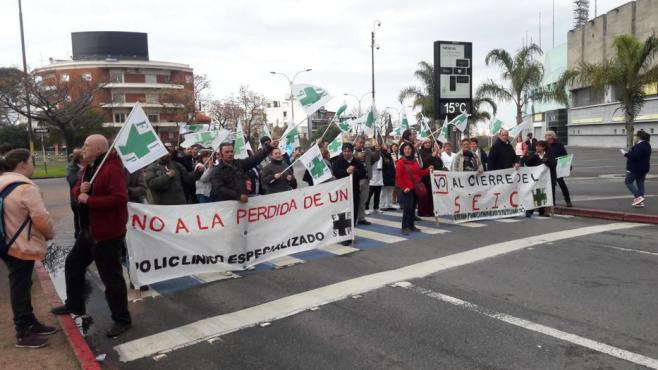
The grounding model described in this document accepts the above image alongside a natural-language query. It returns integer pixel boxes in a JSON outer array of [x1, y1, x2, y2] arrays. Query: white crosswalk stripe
[[368, 218, 449, 235], [194, 271, 241, 283], [355, 229, 407, 243], [494, 218, 522, 223], [319, 243, 359, 255], [269, 256, 306, 269]]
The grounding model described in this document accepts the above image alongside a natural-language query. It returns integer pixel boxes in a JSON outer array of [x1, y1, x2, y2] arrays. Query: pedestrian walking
[[488, 129, 519, 170], [396, 143, 432, 235], [545, 130, 573, 207], [380, 144, 396, 211], [0, 149, 57, 348], [51, 135, 132, 338], [624, 130, 652, 207]]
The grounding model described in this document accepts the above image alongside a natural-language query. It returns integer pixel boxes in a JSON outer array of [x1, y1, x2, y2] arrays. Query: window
[[651, 128, 655, 134], [185, 75, 193, 84], [146, 93, 159, 104], [614, 129, 617, 134], [60, 74, 69, 82], [112, 94, 125, 103], [145, 74, 157, 84], [161, 75, 171, 83], [283, 111, 287, 118], [110, 71, 124, 83], [148, 114, 160, 123], [114, 113, 126, 123]]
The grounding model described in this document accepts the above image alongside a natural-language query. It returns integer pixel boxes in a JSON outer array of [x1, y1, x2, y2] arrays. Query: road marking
[[594, 244, 658, 257], [194, 271, 241, 283], [379, 211, 486, 228], [553, 214, 575, 219], [368, 218, 449, 235], [355, 228, 407, 243], [318, 243, 359, 255], [400, 283, 658, 369], [570, 195, 656, 202], [114, 222, 645, 362], [494, 219, 521, 223], [270, 256, 305, 269]]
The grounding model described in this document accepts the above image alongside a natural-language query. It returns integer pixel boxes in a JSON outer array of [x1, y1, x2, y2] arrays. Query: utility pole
[[371, 20, 381, 142], [18, 0, 35, 160]]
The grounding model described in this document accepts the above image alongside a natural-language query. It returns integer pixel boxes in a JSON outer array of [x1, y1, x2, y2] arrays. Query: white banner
[[127, 177, 354, 286], [431, 167, 553, 223]]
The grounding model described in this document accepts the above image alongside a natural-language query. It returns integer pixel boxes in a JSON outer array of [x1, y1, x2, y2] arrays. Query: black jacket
[[475, 148, 489, 171], [261, 159, 297, 194], [333, 155, 366, 188], [522, 152, 557, 185], [208, 147, 272, 201], [625, 140, 652, 174], [547, 140, 568, 158], [381, 150, 396, 187], [488, 139, 518, 170]]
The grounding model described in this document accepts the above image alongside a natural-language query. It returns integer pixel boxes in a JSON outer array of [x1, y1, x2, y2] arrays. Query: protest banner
[[126, 177, 354, 286], [431, 166, 553, 223], [556, 154, 574, 178]]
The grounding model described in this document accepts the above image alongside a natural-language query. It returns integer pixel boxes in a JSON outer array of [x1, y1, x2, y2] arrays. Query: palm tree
[[477, 43, 546, 125], [399, 61, 433, 118], [466, 94, 497, 136], [556, 34, 658, 147]]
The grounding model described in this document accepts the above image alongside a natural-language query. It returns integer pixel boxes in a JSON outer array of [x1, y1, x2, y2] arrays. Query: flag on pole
[[418, 117, 431, 140], [292, 84, 332, 116], [179, 124, 209, 135], [327, 134, 343, 158], [448, 112, 470, 132], [115, 103, 168, 173], [335, 103, 348, 118], [279, 120, 300, 156], [259, 123, 272, 139], [556, 154, 574, 178], [437, 116, 449, 143], [489, 117, 504, 136], [336, 118, 352, 133], [400, 109, 410, 130], [180, 129, 230, 149], [298, 144, 332, 184], [508, 118, 531, 139], [234, 121, 252, 159]]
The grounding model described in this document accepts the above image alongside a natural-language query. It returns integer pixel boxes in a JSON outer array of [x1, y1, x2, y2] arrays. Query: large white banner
[[127, 177, 354, 286], [431, 167, 553, 223]]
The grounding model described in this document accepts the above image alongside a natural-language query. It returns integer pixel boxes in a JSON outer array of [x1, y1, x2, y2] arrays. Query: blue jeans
[[196, 194, 211, 203], [625, 172, 646, 198], [399, 191, 416, 230]]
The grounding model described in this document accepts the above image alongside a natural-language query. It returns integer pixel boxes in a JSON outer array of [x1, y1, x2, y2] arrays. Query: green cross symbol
[[286, 128, 298, 142], [299, 87, 322, 107], [533, 188, 548, 206], [234, 136, 245, 154], [310, 157, 326, 178], [118, 122, 157, 160], [338, 122, 350, 132], [328, 138, 341, 152], [199, 132, 214, 143]]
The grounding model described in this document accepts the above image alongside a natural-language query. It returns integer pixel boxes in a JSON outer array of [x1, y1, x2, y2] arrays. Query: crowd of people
[[1, 125, 616, 349]]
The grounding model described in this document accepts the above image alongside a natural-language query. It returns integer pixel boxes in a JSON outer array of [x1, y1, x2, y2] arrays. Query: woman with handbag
[[396, 143, 433, 235], [417, 139, 443, 217]]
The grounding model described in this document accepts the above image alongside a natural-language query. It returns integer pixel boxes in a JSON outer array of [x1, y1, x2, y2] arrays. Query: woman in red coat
[[396, 143, 433, 235]]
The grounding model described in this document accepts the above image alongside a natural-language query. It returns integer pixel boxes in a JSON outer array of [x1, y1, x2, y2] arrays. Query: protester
[[332, 143, 366, 245], [354, 136, 380, 225], [440, 142, 456, 170], [261, 148, 297, 194], [0, 149, 57, 348], [366, 149, 384, 214], [418, 139, 443, 217], [545, 130, 572, 207], [207, 139, 278, 202], [470, 138, 488, 171], [396, 143, 432, 235], [126, 169, 147, 203], [380, 144, 396, 211], [52, 134, 132, 338], [145, 152, 194, 205], [522, 140, 556, 217], [624, 130, 652, 207], [390, 143, 400, 206], [514, 135, 527, 160], [452, 138, 484, 173], [525, 133, 538, 153], [194, 150, 214, 203], [488, 129, 519, 170], [66, 148, 84, 239]]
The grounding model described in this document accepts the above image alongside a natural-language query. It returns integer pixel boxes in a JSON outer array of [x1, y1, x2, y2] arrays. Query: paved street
[[34, 153, 658, 368]]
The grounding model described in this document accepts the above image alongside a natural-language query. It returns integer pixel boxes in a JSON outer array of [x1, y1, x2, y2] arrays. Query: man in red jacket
[[51, 134, 132, 338]]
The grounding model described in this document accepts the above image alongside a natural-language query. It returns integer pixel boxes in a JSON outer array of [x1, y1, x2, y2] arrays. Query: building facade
[[33, 31, 196, 143], [566, 0, 658, 147]]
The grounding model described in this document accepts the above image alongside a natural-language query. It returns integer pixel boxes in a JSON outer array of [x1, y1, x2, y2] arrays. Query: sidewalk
[[554, 196, 658, 224], [0, 262, 78, 370]]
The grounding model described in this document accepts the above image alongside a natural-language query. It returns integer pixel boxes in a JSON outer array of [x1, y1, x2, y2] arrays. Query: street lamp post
[[18, 0, 35, 159], [270, 68, 312, 131], [343, 92, 370, 116], [371, 20, 381, 140]]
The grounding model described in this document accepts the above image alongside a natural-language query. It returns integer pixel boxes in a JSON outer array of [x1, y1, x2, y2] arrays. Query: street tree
[[477, 43, 546, 125], [466, 93, 498, 136], [556, 34, 658, 147], [398, 61, 433, 118]]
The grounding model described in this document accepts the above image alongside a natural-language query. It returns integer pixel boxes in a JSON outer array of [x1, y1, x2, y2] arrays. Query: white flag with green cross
[[115, 103, 168, 173], [299, 144, 332, 184], [490, 117, 504, 136], [179, 124, 209, 135], [400, 108, 410, 130], [336, 118, 353, 134], [233, 121, 252, 159], [437, 116, 450, 143], [327, 134, 343, 158], [335, 103, 348, 119], [259, 123, 272, 140], [292, 84, 333, 117], [508, 118, 531, 139], [448, 112, 470, 132], [278, 120, 300, 156], [556, 154, 574, 178], [180, 129, 231, 149]]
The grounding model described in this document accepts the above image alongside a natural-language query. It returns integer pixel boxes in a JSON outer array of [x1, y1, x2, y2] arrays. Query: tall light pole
[[343, 92, 370, 116], [270, 68, 312, 129], [371, 20, 381, 140], [18, 0, 34, 159]]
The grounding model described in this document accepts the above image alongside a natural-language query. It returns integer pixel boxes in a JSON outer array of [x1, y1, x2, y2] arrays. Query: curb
[[34, 262, 101, 370], [554, 206, 658, 225]]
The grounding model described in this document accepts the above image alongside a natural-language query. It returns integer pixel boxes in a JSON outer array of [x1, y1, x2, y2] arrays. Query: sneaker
[[29, 321, 57, 336], [106, 322, 132, 338], [633, 201, 645, 208], [16, 331, 48, 349], [566, 201, 573, 208], [632, 196, 645, 206], [358, 220, 372, 225], [401, 228, 411, 235], [51, 305, 85, 316]]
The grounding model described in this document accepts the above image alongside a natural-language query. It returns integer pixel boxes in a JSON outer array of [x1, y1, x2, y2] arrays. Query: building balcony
[[100, 102, 185, 109], [103, 121, 182, 128], [103, 82, 184, 89]]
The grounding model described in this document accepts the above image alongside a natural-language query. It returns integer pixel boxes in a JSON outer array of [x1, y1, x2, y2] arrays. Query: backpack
[[0, 182, 32, 256]]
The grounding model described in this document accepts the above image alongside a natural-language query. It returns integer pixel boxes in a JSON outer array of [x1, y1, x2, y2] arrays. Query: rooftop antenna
[[574, 0, 590, 28]]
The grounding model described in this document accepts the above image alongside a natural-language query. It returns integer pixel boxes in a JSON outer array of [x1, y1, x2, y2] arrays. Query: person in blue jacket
[[624, 130, 652, 207]]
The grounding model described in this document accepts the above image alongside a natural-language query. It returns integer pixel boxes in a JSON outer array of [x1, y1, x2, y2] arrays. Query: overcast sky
[[1, 0, 628, 125]]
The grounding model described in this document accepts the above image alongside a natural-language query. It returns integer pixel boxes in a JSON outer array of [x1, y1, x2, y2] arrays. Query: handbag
[[404, 164, 427, 198]]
